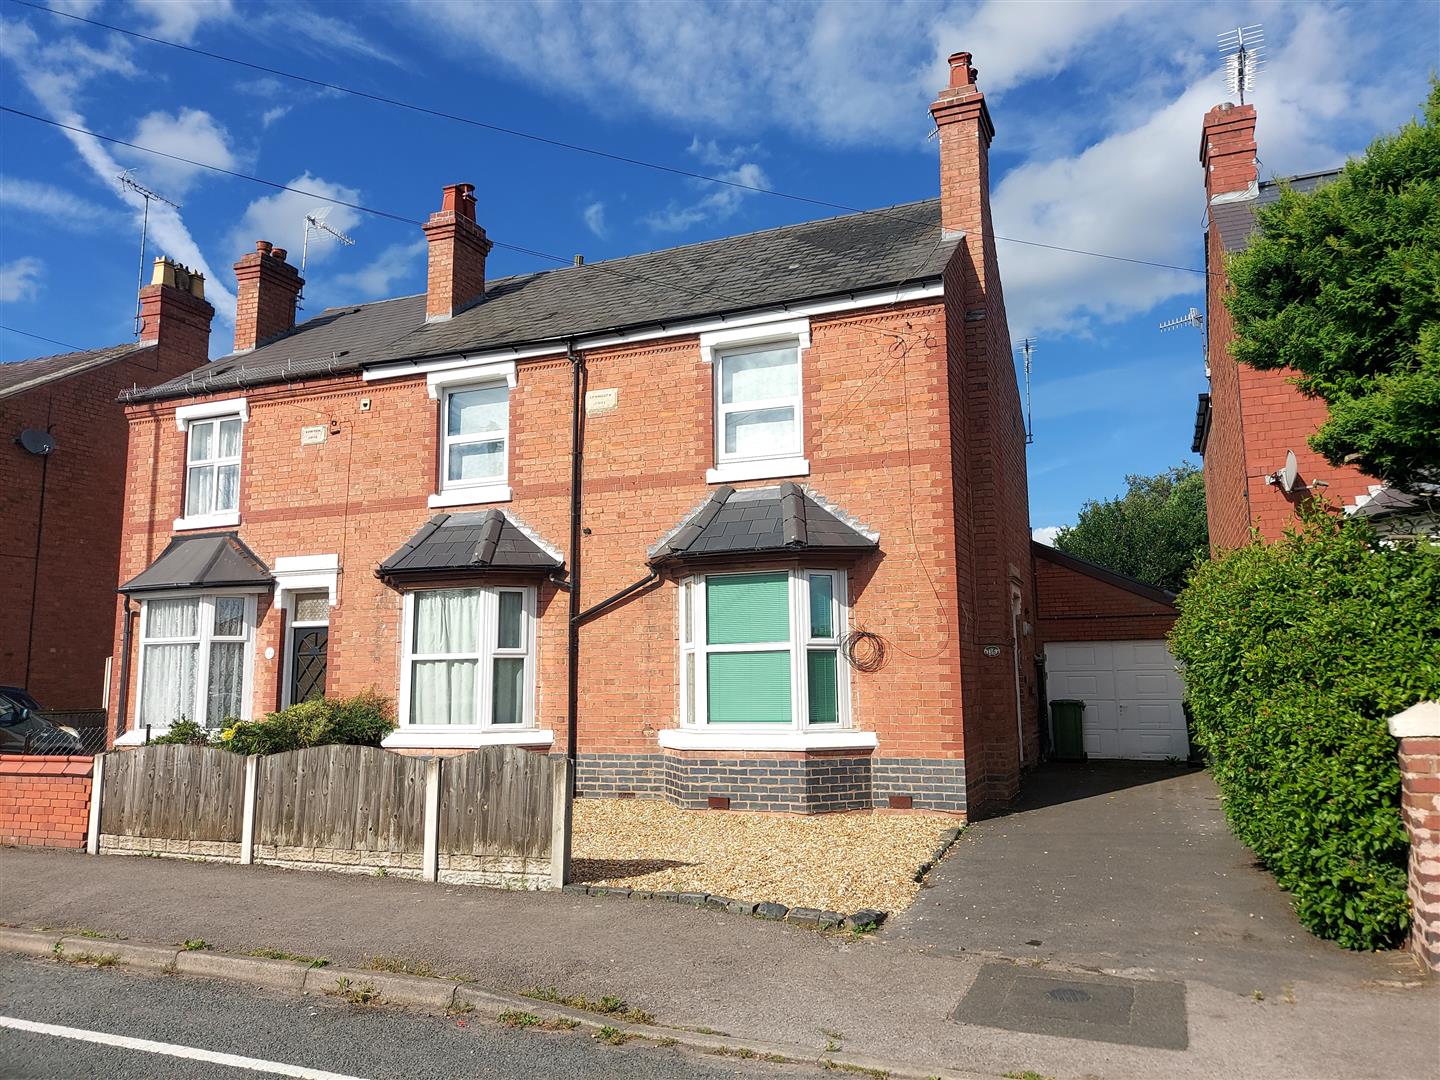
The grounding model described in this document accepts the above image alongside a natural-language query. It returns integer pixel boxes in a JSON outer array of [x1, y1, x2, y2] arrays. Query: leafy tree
[[1226, 83, 1440, 492], [1053, 464, 1208, 593]]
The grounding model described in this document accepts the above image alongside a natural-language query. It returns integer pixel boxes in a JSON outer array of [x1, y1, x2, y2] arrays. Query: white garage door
[[1045, 640, 1187, 760]]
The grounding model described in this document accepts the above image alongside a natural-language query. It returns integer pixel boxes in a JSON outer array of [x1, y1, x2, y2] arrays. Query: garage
[[1045, 640, 1188, 760]]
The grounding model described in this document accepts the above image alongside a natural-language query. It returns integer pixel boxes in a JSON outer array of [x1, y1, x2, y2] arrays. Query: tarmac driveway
[[887, 762, 1420, 996]]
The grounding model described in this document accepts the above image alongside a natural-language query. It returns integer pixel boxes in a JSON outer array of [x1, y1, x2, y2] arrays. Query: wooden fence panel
[[97, 746, 245, 854], [255, 746, 426, 862], [438, 747, 560, 885]]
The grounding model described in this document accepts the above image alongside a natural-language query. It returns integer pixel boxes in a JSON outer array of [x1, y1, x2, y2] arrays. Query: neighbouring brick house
[[107, 53, 1040, 816], [0, 262, 213, 722], [1192, 100, 1387, 550]]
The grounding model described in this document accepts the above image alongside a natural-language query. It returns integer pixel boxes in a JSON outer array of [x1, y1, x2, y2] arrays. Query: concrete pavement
[[2, 764, 1436, 1080]]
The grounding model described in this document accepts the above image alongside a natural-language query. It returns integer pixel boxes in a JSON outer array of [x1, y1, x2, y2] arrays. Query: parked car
[[0, 687, 83, 755]]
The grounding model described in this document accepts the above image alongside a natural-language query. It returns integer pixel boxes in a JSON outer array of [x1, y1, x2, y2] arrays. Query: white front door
[[1045, 640, 1187, 760]]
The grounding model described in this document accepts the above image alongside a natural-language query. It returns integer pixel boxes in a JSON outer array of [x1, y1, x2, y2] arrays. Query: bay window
[[136, 594, 254, 730], [401, 586, 535, 729], [680, 569, 848, 729]]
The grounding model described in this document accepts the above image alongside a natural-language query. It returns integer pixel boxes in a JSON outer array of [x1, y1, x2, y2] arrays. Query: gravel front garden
[[570, 799, 958, 914]]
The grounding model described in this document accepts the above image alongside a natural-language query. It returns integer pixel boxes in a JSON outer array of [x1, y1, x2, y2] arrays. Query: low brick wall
[[1390, 702, 1440, 973], [0, 755, 93, 848]]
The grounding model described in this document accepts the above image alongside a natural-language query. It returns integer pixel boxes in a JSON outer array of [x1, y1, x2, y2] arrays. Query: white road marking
[[0, 1015, 370, 1079]]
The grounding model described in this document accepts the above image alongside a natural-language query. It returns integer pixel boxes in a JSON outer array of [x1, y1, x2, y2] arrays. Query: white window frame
[[700, 319, 811, 485], [173, 398, 248, 532], [123, 590, 257, 742], [388, 584, 552, 749], [428, 363, 516, 508], [677, 568, 852, 733]]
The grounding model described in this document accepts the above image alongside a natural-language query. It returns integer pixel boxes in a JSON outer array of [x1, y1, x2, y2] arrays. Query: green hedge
[[1169, 512, 1439, 950], [153, 691, 395, 755]]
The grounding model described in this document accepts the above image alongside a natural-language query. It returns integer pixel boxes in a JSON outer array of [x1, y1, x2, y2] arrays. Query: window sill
[[656, 728, 877, 752], [382, 727, 553, 749], [705, 457, 810, 485], [173, 511, 240, 532], [427, 485, 512, 509]]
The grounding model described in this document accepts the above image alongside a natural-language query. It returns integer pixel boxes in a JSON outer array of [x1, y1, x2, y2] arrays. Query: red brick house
[[1192, 101, 1377, 550], [0, 262, 213, 723], [106, 53, 1040, 816]]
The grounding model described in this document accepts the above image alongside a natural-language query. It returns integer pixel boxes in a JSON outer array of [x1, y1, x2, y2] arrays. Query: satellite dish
[[1279, 450, 1298, 493], [17, 429, 55, 456]]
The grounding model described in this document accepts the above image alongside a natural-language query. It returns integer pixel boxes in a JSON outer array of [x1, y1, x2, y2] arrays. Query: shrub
[[1170, 510, 1440, 949], [220, 691, 395, 756], [150, 719, 213, 746]]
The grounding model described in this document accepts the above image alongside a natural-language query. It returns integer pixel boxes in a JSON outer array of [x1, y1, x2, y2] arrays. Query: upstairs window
[[443, 384, 509, 490], [700, 319, 810, 485], [185, 416, 242, 519]]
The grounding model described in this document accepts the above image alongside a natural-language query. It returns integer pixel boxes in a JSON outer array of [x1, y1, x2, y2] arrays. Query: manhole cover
[[1046, 986, 1092, 1003]]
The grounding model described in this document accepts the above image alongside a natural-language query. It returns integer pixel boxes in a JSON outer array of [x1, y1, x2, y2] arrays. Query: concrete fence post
[[422, 757, 441, 883], [239, 755, 259, 865], [550, 757, 572, 889], [1388, 700, 1440, 973], [85, 753, 105, 855]]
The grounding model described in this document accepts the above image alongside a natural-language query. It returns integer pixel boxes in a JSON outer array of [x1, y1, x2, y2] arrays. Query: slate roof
[[0, 342, 149, 400], [649, 483, 878, 565], [1212, 169, 1342, 253], [120, 533, 273, 594], [378, 511, 563, 581], [122, 199, 955, 404]]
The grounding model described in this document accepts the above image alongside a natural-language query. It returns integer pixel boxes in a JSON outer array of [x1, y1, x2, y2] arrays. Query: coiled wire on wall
[[843, 628, 888, 673]]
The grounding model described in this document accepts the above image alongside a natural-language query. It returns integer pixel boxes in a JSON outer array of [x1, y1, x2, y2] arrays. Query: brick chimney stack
[[1200, 102, 1258, 202], [138, 257, 213, 367], [232, 240, 303, 353], [929, 51, 995, 242], [424, 183, 492, 322]]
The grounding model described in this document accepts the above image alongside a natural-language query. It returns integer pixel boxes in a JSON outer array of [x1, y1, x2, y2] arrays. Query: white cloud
[[226, 176, 365, 275], [0, 257, 44, 302], [0, 176, 114, 230], [128, 0, 234, 44], [1031, 525, 1061, 546], [330, 239, 426, 301], [261, 106, 291, 128], [121, 109, 239, 196], [644, 143, 770, 233], [0, 18, 237, 322], [47, 1, 103, 16], [582, 201, 607, 238]]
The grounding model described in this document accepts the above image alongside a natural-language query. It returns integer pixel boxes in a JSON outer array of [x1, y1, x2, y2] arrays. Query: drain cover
[[1046, 986, 1092, 1003]]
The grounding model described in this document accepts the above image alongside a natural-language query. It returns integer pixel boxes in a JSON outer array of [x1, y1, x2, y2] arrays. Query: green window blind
[[707, 651, 792, 723], [808, 574, 834, 638], [705, 572, 789, 644], [807, 650, 839, 724]]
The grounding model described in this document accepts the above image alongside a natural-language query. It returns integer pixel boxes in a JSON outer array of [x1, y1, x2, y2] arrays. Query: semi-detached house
[[108, 53, 1040, 816]]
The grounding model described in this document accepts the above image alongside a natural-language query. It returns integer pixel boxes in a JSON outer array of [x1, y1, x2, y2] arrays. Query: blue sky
[[1, 0, 1435, 531]]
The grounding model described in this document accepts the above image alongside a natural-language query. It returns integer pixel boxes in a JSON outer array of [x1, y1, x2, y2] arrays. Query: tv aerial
[[1017, 337, 1036, 446], [1159, 307, 1203, 333], [1219, 24, 1265, 104], [299, 209, 356, 308], [116, 171, 181, 337]]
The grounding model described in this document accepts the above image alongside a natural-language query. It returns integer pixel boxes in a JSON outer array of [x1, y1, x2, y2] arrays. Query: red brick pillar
[[1389, 701, 1440, 972]]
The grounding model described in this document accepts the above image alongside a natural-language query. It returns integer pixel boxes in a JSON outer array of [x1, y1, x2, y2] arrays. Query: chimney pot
[[948, 51, 977, 88], [271, 248, 288, 262], [256, 240, 273, 254], [573, 254, 584, 266]]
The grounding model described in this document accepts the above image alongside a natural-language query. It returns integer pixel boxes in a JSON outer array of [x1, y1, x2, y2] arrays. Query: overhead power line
[[0, 324, 86, 353], [13, 0, 1207, 278]]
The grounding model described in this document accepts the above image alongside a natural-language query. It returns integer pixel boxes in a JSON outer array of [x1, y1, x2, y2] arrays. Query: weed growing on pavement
[[1001, 1072, 1053, 1080], [521, 985, 655, 1025], [53, 946, 118, 968], [594, 1025, 628, 1046], [364, 955, 438, 978], [1252, 989, 1265, 1002], [182, 939, 209, 951], [161, 961, 179, 977], [498, 1010, 542, 1028], [445, 1002, 475, 1018], [821, 1062, 888, 1079], [329, 976, 381, 1006], [654, 1036, 677, 1047], [543, 1018, 579, 1031], [245, 947, 329, 967]]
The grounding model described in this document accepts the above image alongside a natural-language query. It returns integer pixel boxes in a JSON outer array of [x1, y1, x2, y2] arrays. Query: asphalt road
[[0, 955, 822, 1080]]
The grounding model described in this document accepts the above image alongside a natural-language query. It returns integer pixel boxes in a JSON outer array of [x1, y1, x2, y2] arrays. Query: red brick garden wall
[[1396, 735, 1440, 972], [0, 755, 92, 848]]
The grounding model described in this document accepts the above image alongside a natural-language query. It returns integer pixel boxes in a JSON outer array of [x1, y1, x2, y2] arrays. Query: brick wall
[[1395, 732, 1440, 971], [0, 754, 93, 848], [1032, 544, 1177, 644], [1, 341, 206, 711]]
